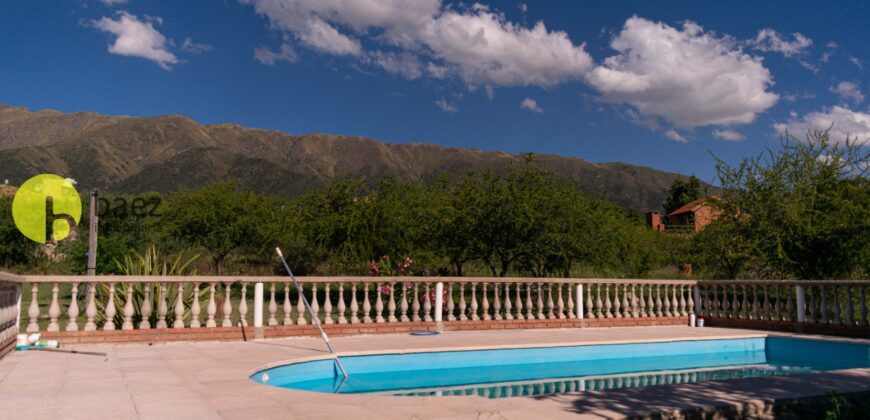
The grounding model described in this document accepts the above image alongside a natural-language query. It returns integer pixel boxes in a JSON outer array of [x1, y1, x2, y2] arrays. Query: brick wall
[[706, 317, 870, 338], [39, 316, 690, 345]]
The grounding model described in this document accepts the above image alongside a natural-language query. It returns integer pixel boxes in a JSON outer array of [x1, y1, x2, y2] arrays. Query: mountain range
[[0, 104, 710, 211]]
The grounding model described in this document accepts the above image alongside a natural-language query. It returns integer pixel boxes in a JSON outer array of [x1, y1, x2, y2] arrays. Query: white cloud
[[520, 97, 542, 113], [774, 106, 870, 145], [100, 0, 128, 5], [241, 0, 593, 87], [586, 17, 778, 128], [712, 128, 746, 142], [849, 56, 864, 70], [664, 129, 687, 143], [830, 81, 864, 104], [750, 29, 812, 57], [434, 97, 458, 112], [181, 37, 214, 54], [372, 51, 422, 79], [254, 43, 297, 65], [91, 11, 178, 69]]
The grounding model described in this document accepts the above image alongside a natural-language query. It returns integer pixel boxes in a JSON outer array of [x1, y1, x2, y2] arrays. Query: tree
[[711, 128, 870, 279], [0, 196, 40, 269], [664, 175, 702, 214], [160, 182, 258, 275]]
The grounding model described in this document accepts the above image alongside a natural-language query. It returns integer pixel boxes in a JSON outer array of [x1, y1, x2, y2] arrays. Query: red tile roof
[[668, 197, 709, 216]]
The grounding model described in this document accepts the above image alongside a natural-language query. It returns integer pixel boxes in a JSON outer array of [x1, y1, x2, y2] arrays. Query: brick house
[[646, 197, 721, 233]]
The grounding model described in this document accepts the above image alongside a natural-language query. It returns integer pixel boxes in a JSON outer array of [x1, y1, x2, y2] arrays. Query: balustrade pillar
[[447, 283, 456, 321], [323, 283, 334, 324], [26, 284, 39, 333], [66, 282, 80, 332], [191, 283, 202, 328], [206, 283, 217, 328], [338, 283, 348, 324], [140, 286, 152, 330], [283, 283, 293, 325], [268, 284, 277, 326], [238, 283, 248, 327], [122, 283, 134, 330], [156, 283, 168, 329], [173, 284, 186, 328], [47, 283, 60, 332], [104, 283, 116, 331], [470, 283, 479, 321]]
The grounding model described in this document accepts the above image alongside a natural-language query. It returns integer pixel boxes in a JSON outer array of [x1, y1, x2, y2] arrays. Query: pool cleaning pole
[[275, 248, 349, 379]]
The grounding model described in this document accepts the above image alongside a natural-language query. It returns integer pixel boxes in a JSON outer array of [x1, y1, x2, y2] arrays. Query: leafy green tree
[[712, 128, 870, 279], [160, 182, 258, 275], [0, 196, 40, 269], [663, 175, 702, 214]]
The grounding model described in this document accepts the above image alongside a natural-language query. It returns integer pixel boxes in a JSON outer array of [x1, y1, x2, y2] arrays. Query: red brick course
[[705, 317, 870, 338], [38, 316, 690, 345]]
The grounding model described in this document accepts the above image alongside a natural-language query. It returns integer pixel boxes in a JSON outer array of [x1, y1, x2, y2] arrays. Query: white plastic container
[[689, 313, 696, 327], [697, 316, 705, 327]]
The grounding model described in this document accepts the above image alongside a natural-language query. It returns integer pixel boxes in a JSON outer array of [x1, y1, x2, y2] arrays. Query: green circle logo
[[12, 174, 82, 243]]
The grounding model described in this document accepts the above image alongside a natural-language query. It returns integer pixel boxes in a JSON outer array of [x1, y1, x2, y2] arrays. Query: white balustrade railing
[[9, 276, 695, 335], [698, 281, 870, 327], [1, 272, 23, 355]]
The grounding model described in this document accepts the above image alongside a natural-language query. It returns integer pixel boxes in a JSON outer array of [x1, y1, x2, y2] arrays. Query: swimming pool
[[251, 337, 870, 398]]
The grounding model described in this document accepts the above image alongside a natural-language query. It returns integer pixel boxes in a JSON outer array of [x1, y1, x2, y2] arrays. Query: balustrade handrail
[[701, 280, 870, 286], [17, 275, 698, 285]]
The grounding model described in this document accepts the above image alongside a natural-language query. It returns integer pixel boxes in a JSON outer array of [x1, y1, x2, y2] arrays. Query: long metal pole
[[275, 248, 348, 378]]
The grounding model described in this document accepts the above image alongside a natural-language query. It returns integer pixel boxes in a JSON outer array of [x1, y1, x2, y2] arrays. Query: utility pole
[[87, 189, 98, 276]]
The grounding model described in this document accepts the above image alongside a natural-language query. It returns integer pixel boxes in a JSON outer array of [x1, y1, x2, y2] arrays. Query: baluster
[[375, 282, 384, 323], [860, 286, 868, 326], [470, 283, 479, 320], [845, 286, 854, 326], [832, 285, 842, 324], [104, 283, 117, 330], [190, 283, 201, 328], [566, 284, 574, 319], [774, 286, 784, 321], [672, 285, 680, 317], [750, 285, 759, 319], [122, 283, 134, 330], [410, 283, 420, 322], [623, 284, 632, 317], [298, 283, 309, 325], [139, 286, 152, 329], [222, 283, 233, 327], [156, 283, 167, 329], [807, 286, 817, 322], [66, 282, 80, 331], [547, 284, 556, 319], [663, 285, 672, 317], [687, 285, 695, 317], [820, 286, 829, 323], [678, 285, 687, 316], [612, 284, 622, 318], [323, 283, 334, 324], [526, 283, 534, 320], [630, 284, 639, 318], [26, 284, 40, 333], [537, 283, 546, 320], [730, 285, 739, 318], [655, 285, 663, 317], [604, 284, 613, 318], [646, 285, 654, 317], [459, 283, 467, 321], [310, 283, 321, 324], [447, 283, 456, 321], [722, 285, 731, 317], [388, 282, 397, 322], [337, 283, 347, 324], [206, 283, 217, 328], [350, 283, 360, 324], [47, 283, 60, 332], [283, 283, 293, 325], [785, 288, 793, 322], [481, 283, 490, 321], [173, 284, 186, 328], [423, 283, 433, 322], [763, 285, 772, 321], [400, 282, 410, 322], [740, 286, 748, 319], [493, 284, 502, 320], [238, 283, 248, 327], [513, 283, 523, 320], [585, 284, 594, 319], [557, 284, 566, 319], [268, 284, 278, 326]]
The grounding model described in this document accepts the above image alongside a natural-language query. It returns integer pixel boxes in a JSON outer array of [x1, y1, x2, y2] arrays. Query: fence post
[[576, 284, 584, 319], [254, 282, 264, 339], [435, 282, 444, 331], [796, 285, 806, 323], [693, 284, 702, 317]]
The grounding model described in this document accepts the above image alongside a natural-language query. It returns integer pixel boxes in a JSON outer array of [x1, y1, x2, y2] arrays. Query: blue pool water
[[251, 337, 870, 398]]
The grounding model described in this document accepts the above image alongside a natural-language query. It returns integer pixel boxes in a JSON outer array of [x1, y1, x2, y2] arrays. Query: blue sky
[[1, 0, 868, 182]]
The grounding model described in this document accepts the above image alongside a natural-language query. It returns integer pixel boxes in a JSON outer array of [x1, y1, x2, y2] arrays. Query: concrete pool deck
[[1, 326, 869, 419]]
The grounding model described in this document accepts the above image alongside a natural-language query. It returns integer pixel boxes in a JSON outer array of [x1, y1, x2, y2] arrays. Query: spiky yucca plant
[[94, 246, 203, 328]]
